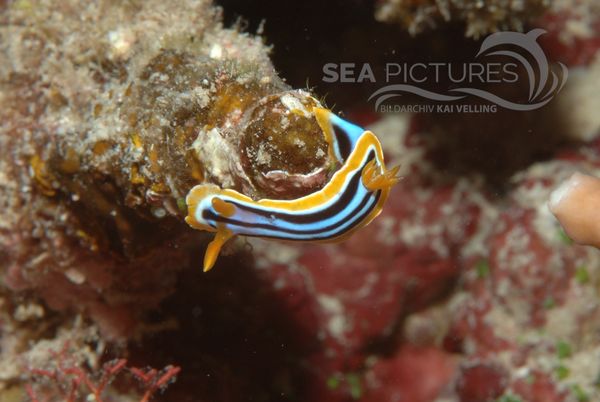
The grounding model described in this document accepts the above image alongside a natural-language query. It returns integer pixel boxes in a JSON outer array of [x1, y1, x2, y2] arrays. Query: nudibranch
[[185, 107, 400, 271]]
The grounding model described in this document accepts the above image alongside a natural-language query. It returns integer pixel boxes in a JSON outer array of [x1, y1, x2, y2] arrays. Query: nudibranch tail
[[185, 185, 242, 271], [185, 107, 400, 271], [204, 226, 234, 272]]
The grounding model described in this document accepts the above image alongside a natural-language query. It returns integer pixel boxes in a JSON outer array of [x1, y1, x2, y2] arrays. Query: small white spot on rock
[[152, 207, 167, 218], [107, 29, 133, 58], [14, 303, 45, 321], [65, 268, 86, 285], [210, 44, 223, 59]]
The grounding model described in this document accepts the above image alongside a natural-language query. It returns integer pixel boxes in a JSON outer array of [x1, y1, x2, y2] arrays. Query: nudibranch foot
[[185, 107, 400, 271]]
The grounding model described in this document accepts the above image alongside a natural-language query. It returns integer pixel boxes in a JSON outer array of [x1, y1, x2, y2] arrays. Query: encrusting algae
[[44, 48, 338, 259], [375, 0, 550, 38]]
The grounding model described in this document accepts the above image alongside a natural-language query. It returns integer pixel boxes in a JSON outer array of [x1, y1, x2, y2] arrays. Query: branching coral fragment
[[130, 365, 182, 402], [25, 342, 180, 402]]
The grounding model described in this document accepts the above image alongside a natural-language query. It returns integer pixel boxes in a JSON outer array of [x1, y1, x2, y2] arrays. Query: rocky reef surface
[[1, 0, 600, 401]]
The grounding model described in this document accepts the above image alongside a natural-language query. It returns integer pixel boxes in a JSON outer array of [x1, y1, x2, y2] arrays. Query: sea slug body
[[186, 107, 400, 271]]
